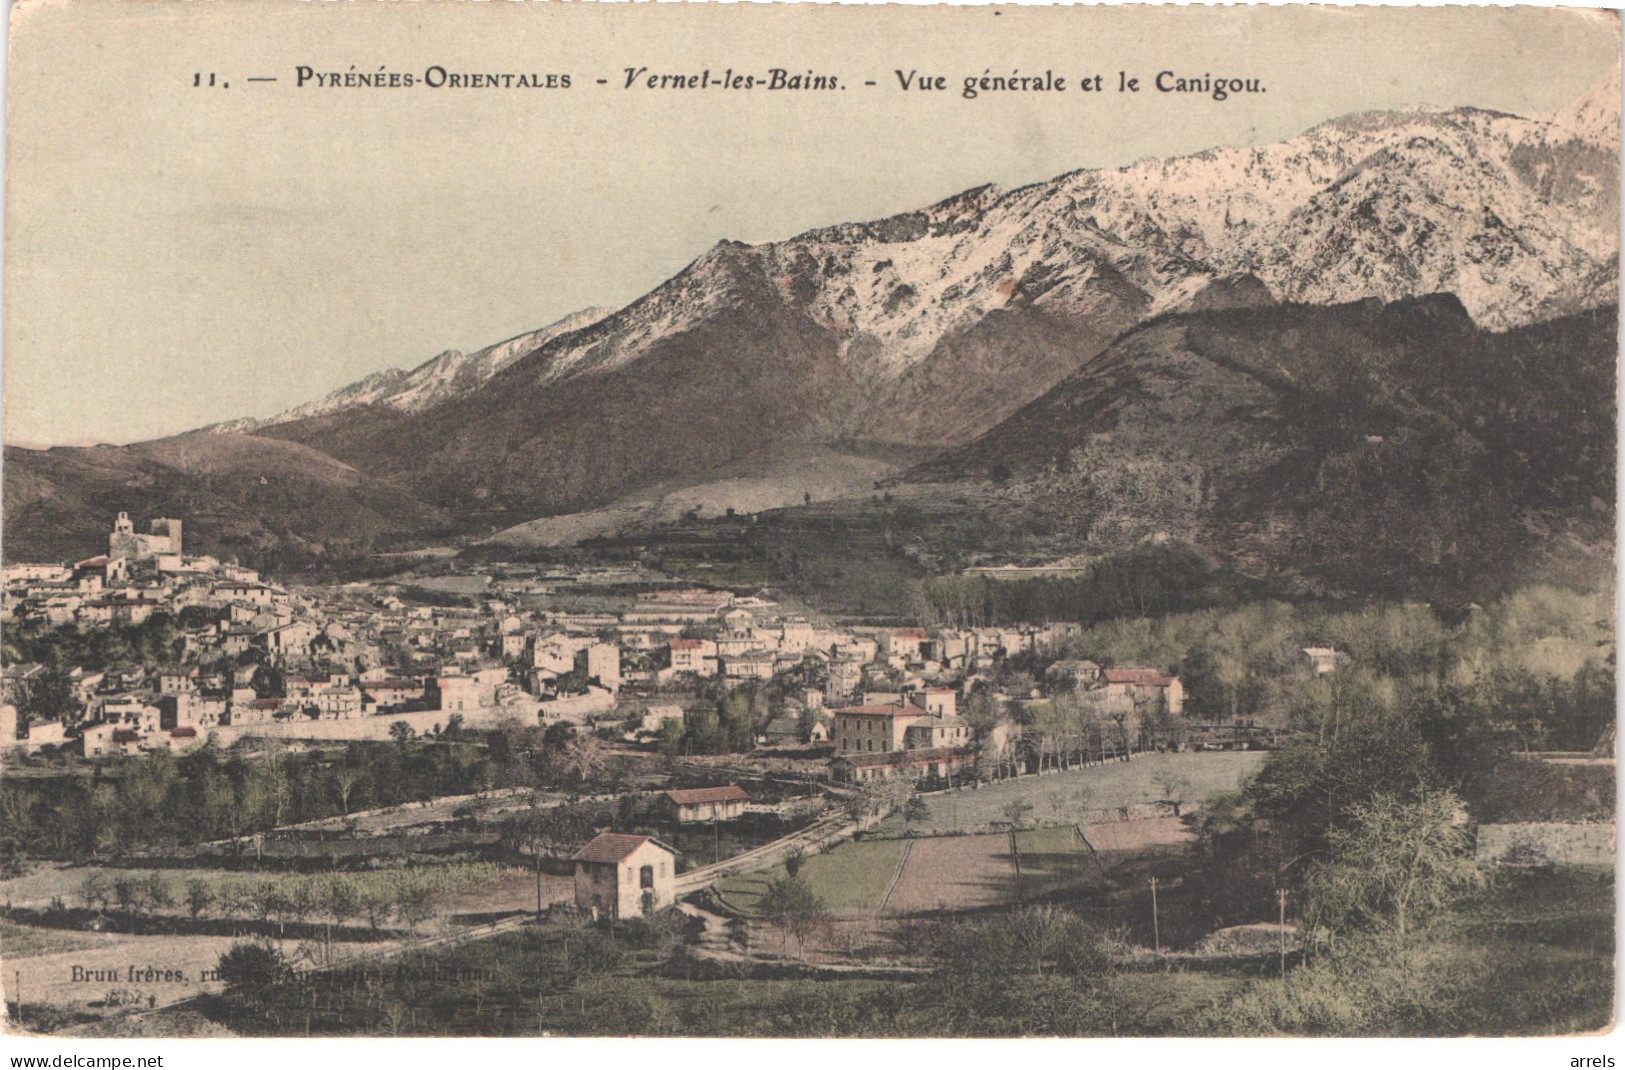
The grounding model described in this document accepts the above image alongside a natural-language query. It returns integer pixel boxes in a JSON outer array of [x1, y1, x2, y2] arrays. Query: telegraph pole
[[1277, 887, 1289, 980], [1149, 876, 1161, 954], [1010, 826, 1023, 902]]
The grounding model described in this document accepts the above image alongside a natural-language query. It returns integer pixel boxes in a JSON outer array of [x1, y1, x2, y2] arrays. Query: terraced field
[[715, 838, 907, 913], [876, 751, 1265, 835], [714, 816, 1187, 918]]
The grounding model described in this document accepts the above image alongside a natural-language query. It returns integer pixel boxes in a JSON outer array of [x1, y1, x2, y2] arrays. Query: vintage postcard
[[0, 0, 1617, 1043]]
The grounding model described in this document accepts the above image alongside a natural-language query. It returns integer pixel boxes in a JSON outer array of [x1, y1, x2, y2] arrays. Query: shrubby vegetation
[[1173, 592, 1614, 1033], [922, 543, 1270, 628], [1199, 868, 1615, 1037], [3, 612, 200, 675], [1024, 584, 1613, 753]]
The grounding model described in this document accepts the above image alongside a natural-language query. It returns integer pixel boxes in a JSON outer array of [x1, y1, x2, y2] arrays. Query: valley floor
[[57, 865, 1609, 1039]]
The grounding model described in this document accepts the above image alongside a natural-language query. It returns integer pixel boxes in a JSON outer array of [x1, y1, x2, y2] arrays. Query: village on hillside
[[0, 509, 1611, 1038], [2, 510, 1293, 768]]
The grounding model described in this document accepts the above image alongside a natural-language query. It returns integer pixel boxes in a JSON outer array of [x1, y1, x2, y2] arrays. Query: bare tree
[[359, 888, 395, 931], [759, 873, 831, 956], [79, 871, 110, 911], [566, 733, 605, 784], [1152, 772, 1193, 817], [185, 879, 215, 920], [333, 767, 366, 816]]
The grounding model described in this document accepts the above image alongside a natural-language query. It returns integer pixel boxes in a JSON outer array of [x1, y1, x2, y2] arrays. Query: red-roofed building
[[1103, 668, 1185, 716], [829, 696, 981, 783], [363, 677, 426, 714], [888, 627, 929, 661], [82, 721, 142, 758], [830, 746, 976, 784], [72, 554, 128, 590], [229, 697, 284, 726], [667, 637, 718, 675], [111, 728, 144, 756], [150, 725, 200, 753], [659, 784, 750, 823], [571, 833, 678, 919], [831, 703, 931, 755]]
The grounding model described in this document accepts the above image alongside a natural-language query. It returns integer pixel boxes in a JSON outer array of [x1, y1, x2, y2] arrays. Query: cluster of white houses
[[0, 511, 1329, 783], [823, 664, 1187, 782]]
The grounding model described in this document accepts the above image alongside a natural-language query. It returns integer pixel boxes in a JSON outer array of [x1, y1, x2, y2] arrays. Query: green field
[[881, 751, 1266, 834], [716, 838, 908, 912], [0, 916, 107, 958], [713, 753, 1260, 916], [717, 826, 1101, 914], [1013, 825, 1099, 897]]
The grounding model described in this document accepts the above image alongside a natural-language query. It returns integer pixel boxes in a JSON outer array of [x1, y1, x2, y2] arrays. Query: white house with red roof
[[887, 627, 929, 661], [667, 637, 718, 675], [917, 686, 959, 718], [571, 832, 678, 920], [82, 723, 144, 758]]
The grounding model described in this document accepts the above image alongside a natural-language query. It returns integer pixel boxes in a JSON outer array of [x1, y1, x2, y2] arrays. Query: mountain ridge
[[222, 81, 1618, 442], [5, 77, 1618, 589], [904, 293, 1616, 600]]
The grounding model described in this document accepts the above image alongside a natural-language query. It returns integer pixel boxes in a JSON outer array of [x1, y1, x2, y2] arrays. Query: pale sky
[[4, 2, 1618, 447]]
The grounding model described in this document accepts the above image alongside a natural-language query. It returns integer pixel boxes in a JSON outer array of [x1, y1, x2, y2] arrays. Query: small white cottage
[[572, 832, 679, 920]]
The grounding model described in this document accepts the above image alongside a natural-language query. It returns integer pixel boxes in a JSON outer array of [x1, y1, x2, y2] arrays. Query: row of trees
[[75, 868, 455, 932], [0, 736, 496, 859]]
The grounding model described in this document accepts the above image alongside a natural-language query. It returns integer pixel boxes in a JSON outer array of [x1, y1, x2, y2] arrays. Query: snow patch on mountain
[[215, 305, 613, 432], [507, 87, 1617, 401], [222, 79, 1618, 432], [1544, 66, 1622, 149]]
